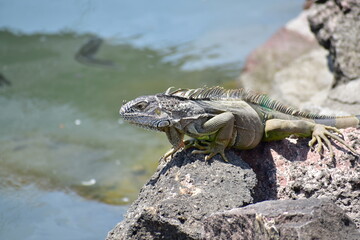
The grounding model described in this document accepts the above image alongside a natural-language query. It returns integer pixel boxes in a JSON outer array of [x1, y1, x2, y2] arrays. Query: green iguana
[[119, 86, 360, 162]]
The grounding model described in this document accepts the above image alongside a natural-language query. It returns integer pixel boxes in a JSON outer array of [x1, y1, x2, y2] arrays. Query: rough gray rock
[[106, 149, 257, 240], [0, 73, 11, 87], [308, 0, 360, 85], [204, 198, 360, 240]]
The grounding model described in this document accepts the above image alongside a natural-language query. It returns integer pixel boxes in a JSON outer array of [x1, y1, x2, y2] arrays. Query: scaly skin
[[120, 87, 360, 162]]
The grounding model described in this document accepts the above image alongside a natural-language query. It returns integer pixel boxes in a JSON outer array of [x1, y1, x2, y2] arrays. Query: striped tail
[[314, 115, 360, 129]]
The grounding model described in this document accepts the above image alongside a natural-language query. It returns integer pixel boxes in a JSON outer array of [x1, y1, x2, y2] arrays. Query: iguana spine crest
[[165, 86, 334, 120]]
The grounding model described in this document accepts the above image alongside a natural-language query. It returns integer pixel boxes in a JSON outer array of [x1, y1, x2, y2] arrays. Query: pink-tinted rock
[[238, 2, 360, 114], [238, 11, 319, 93], [240, 127, 360, 228]]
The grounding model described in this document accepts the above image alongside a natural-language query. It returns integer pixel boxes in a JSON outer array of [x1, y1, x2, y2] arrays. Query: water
[[0, 0, 303, 239], [0, 185, 127, 240]]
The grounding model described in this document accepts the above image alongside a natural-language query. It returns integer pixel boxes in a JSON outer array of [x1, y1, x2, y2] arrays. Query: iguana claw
[[162, 143, 184, 161], [309, 124, 357, 157]]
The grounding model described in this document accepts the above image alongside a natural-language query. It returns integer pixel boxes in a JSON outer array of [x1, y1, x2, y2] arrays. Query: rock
[[204, 198, 360, 240], [323, 78, 360, 114], [238, 10, 319, 94], [106, 149, 257, 240], [240, 127, 360, 228], [308, 0, 360, 85], [271, 48, 333, 108], [0, 73, 11, 87], [238, 2, 360, 114], [107, 128, 360, 239]]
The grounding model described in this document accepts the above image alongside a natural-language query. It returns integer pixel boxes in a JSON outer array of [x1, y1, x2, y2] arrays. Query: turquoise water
[[0, 0, 303, 239]]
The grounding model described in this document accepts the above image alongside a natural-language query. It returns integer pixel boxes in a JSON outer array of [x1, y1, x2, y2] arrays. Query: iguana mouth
[[121, 115, 167, 132], [129, 122, 164, 132]]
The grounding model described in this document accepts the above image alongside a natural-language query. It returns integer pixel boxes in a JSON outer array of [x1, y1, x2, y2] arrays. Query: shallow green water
[[0, 30, 239, 205]]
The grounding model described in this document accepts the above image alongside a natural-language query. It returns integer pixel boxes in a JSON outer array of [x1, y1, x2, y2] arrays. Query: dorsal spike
[[163, 86, 335, 119], [165, 86, 175, 95]]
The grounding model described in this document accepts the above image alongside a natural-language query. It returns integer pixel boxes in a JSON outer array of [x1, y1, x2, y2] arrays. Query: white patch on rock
[[285, 10, 316, 42]]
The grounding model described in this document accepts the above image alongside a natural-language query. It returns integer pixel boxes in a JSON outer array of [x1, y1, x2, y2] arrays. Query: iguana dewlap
[[120, 86, 360, 162]]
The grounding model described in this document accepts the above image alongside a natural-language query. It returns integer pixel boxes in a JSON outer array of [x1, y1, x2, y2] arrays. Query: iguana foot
[[308, 124, 357, 157], [162, 143, 184, 161], [189, 140, 229, 162]]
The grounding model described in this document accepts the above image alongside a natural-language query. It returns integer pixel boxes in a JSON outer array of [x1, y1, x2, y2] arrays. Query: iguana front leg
[[264, 119, 357, 157], [186, 112, 235, 162], [164, 127, 184, 159]]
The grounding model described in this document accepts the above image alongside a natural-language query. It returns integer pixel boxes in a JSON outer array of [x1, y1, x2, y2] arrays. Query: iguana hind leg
[[308, 124, 357, 157], [264, 119, 357, 157]]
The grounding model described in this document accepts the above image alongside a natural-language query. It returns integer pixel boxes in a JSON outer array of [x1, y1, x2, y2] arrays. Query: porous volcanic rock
[[106, 149, 257, 240], [240, 127, 360, 228]]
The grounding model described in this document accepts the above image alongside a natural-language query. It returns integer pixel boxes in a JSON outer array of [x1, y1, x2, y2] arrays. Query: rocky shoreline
[[107, 1, 360, 239], [239, 0, 360, 115], [107, 128, 360, 240]]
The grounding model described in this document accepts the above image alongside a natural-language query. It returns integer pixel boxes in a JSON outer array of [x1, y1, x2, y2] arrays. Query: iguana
[[119, 86, 360, 162]]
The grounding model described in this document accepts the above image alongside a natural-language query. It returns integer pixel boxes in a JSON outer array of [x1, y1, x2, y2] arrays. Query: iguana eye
[[133, 101, 148, 111]]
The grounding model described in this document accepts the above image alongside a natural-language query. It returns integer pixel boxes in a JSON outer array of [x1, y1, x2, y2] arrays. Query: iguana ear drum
[[157, 120, 170, 128]]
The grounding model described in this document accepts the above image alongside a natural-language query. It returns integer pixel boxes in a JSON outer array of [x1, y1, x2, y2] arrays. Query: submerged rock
[[0, 73, 11, 87]]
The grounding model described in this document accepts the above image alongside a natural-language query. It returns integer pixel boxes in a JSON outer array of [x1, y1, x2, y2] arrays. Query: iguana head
[[119, 95, 173, 131]]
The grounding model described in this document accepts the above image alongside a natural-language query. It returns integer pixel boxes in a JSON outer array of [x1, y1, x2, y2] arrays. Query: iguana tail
[[314, 115, 360, 129]]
